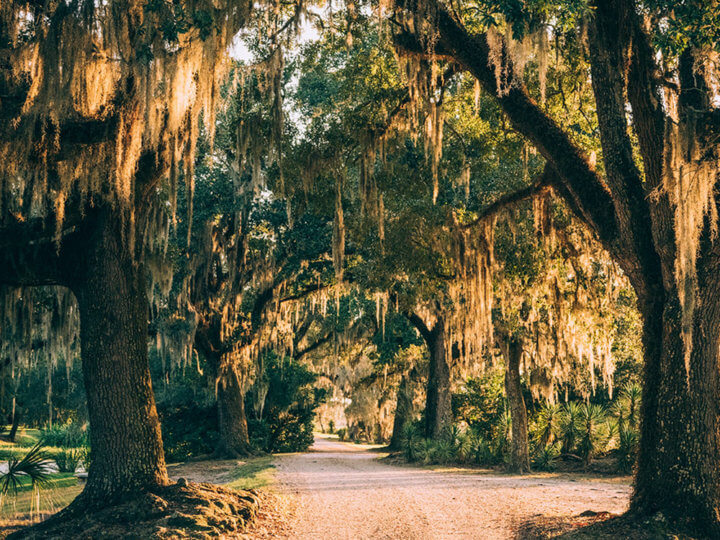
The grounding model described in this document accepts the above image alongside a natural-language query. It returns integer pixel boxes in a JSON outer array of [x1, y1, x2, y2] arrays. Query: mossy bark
[[216, 365, 251, 457], [68, 209, 169, 504], [424, 318, 452, 440], [504, 337, 530, 474], [389, 373, 412, 450]]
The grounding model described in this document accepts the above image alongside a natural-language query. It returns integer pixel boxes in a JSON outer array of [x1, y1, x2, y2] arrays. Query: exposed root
[[7, 481, 260, 539]]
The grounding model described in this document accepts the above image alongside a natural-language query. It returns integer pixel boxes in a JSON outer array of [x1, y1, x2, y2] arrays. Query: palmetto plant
[[616, 426, 639, 474], [534, 403, 561, 450], [0, 443, 51, 499], [620, 383, 642, 430], [577, 403, 609, 466], [559, 402, 582, 455], [532, 442, 561, 471]]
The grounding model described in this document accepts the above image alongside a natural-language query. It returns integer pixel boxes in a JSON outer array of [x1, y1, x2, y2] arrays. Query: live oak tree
[[493, 202, 636, 473], [153, 75, 338, 457], [390, 0, 720, 533], [0, 0, 287, 511]]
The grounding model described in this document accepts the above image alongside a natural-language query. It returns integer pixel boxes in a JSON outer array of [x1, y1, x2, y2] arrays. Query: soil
[[264, 434, 632, 539]]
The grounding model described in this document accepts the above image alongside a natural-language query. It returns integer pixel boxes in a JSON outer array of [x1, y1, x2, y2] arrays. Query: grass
[[0, 473, 82, 520], [224, 455, 276, 491], [0, 428, 42, 449], [0, 445, 72, 462]]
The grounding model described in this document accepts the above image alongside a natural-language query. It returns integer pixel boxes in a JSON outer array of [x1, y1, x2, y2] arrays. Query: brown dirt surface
[[262, 434, 632, 539], [519, 512, 700, 539]]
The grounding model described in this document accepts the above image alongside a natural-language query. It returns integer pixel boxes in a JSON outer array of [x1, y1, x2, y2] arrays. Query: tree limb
[[393, 0, 620, 254], [461, 165, 554, 230]]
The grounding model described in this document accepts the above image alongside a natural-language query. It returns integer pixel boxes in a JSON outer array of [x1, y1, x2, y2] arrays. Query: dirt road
[[272, 434, 631, 539]]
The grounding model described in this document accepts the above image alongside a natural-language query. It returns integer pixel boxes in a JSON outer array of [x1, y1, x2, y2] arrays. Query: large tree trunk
[[425, 318, 452, 440], [389, 372, 412, 449], [69, 210, 168, 505], [504, 337, 530, 474], [195, 317, 252, 458], [632, 249, 720, 535], [8, 403, 20, 443], [216, 365, 251, 457]]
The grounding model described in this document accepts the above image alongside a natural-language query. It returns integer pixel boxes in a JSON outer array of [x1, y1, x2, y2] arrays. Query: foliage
[[532, 443, 561, 471], [54, 447, 90, 473], [154, 365, 219, 462], [401, 420, 505, 467], [40, 421, 88, 449], [453, 369, 507, 442], [575, 404, 611, 466], [247, 353, 326, 453]]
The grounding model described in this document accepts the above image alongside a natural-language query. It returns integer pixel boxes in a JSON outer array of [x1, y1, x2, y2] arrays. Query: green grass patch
[[224, 455, 276, 491], [0, 428, 42, 448], [0, 445, 72, 462], [0, 473, 82, 519]]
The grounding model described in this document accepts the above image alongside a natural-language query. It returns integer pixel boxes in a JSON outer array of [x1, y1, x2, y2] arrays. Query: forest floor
[[249, 433, 635, 539]]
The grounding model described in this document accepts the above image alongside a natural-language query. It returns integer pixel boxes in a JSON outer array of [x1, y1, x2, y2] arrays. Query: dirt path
[[272, 434, 631, 539]]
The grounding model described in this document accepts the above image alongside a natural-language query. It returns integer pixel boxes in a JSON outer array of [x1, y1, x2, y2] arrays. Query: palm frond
[[0, 442, 52, 498]]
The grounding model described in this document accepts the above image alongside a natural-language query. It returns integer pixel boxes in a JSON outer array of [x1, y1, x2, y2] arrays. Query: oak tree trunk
[[69, 210, 168, 505], [425, 318, 452, 440], [632, 250, 720, 535], [217, 366, 251, 457], [8, 405, 20, 443], [389, 373, 412, 450], [504, 337, 530, 474]]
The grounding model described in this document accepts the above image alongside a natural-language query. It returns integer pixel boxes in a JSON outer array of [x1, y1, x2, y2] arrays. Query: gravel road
[[272, 434, 631, 539]]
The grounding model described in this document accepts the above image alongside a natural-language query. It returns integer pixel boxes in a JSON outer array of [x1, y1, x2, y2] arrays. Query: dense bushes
[[159, 402, 219, 462], [154, 366, 220, 462], [40, 421, 89, 448], [401, 377, 641, 474], [248, 352, 326, 453], [154, 351, 326, 460], [54, 447, 90, 472]]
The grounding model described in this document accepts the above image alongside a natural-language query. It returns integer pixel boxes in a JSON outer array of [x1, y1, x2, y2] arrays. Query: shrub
[[616, 426, 638, 474], [577, 403, 610, 466], [533, 442, 560, 471], [55, 447, 89, 473], [453, 369, 506, 441], [336, 428, 348, 441], [533, 403, 561, 450], [247, 352, 326, 453], [158, 402, 218, 462], [558, 402, 582, 455], [401, 422, 423, 462], [40, 421, 88, 448]]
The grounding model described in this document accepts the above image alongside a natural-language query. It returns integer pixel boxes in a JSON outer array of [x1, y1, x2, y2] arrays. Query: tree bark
[[195, 319, 252, 458], [630, 244, 720, 534], [216, 365, 251, 457], [504, 337, 530, 474], [389, 372, 412, 449], [69, 209, 168, 505], [425, 318, 452, 440], [8, 405, 20, 443]]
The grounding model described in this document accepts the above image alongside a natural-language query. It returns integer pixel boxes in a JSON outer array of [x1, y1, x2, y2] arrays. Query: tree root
[[7, 481, 260, 539]]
